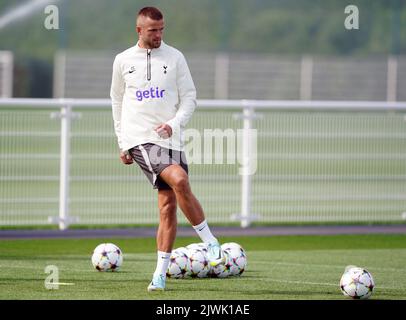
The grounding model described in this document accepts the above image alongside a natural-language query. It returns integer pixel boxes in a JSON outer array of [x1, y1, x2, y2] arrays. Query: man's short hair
[[138, 7, 163, 21]]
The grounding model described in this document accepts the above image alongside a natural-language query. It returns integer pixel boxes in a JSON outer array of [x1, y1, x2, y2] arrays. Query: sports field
[[1, 234, 405, 300]]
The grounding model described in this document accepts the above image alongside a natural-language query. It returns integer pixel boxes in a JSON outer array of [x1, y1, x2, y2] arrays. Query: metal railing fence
[[1, 99, 406, 229]]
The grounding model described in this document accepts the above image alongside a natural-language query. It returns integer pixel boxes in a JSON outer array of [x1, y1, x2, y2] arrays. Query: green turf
[[0, 234, 405, 300]]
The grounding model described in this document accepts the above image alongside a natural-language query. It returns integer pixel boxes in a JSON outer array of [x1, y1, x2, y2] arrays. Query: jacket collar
[[134, 41, 165, 53]]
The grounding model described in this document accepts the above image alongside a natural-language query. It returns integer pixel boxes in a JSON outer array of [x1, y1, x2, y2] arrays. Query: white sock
[[153, 251, 171, 278], [193, 219, 217, 244]]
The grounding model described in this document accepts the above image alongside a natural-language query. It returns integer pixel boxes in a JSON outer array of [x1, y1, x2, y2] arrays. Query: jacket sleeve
[[110, 55, 125, 151], [166, 52, 196, 131]]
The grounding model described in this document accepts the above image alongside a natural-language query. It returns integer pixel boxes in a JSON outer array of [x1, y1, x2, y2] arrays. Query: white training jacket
[[110, 41, 196, 152]]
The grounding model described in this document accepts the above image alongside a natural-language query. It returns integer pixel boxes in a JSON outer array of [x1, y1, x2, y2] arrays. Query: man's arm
[[110, 55, 133, 164], [165, 52, 197, 133], [111, 55, 125, 149]]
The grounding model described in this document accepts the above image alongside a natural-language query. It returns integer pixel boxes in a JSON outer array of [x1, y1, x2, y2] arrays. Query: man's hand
[[155, 124, 172, 139], [120, 150, 133, 165]]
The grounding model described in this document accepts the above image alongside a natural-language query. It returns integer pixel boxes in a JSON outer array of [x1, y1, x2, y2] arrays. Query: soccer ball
[[221, 242, 247, 276], [209, 250, 232, 278], [91, 243, 123, 272], [186, 242, 208, 254], [340, 266, 375, 299], [187, 247, 210, 278], [166, 247, 190, 279], [174, 246, 190, 257]]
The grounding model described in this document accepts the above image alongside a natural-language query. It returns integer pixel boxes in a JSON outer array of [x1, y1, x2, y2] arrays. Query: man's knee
[[172, 175, 191, 194]]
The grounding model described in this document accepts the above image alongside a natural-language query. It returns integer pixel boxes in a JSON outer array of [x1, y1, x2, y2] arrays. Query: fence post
[[232, 102, 259, 228], [300, 55, 313, 100], [387, 55, 398, 102], [0, 51, 13, 98], [58, 103, 71, 230], [240, 103, 254, 228], [214, 53, 229, 99]]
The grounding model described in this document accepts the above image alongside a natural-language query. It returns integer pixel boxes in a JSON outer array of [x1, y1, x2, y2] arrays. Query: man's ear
[[136, 26, 141, 34]]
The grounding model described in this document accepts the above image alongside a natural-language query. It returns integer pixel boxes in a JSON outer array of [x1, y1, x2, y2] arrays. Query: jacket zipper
[[147, 49, 151, 81]]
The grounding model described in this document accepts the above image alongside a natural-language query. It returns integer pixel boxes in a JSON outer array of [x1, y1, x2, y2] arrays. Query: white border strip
[[138, 145, 157, 185]]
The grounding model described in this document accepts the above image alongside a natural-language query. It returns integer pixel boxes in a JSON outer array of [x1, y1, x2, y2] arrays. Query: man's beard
[[150, 39, 161, 48]]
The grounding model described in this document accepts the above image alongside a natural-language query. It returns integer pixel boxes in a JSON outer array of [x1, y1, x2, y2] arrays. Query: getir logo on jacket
[[136, 87, 165, 101]]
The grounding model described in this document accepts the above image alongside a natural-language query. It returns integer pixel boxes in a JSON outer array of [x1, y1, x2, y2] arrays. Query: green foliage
[[0, 0, 405, 60], [0, 0, 404, 97]]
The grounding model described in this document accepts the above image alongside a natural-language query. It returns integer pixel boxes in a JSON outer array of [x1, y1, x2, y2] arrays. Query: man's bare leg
[[157, 189, 177, 252], [159, 164, 224, 266], [148, 189, 177, 292], [158, 165, 205, 225]]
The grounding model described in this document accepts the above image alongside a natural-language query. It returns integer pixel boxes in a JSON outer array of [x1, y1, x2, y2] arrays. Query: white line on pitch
[[266, 278, 337, 287], [264, 278, 401, 290], [256, 261, 406, 272]]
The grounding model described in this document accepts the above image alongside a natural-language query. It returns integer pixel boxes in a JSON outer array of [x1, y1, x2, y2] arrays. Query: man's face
[[137, 17, 164, 49]]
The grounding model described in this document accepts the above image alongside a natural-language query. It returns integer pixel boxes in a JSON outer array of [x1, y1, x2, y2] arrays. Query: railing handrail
[[0, 98, 406, 111]]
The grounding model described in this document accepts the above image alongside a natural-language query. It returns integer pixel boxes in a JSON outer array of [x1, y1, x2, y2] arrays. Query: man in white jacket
[[110, 7, 224, 291]]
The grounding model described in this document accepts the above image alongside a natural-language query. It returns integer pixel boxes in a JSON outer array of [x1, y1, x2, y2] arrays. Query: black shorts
[[128, 143, 188, 190]]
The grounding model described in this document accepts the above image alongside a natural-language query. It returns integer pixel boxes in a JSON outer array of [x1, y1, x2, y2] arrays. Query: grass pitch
[[0, 234, 405, 300]]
